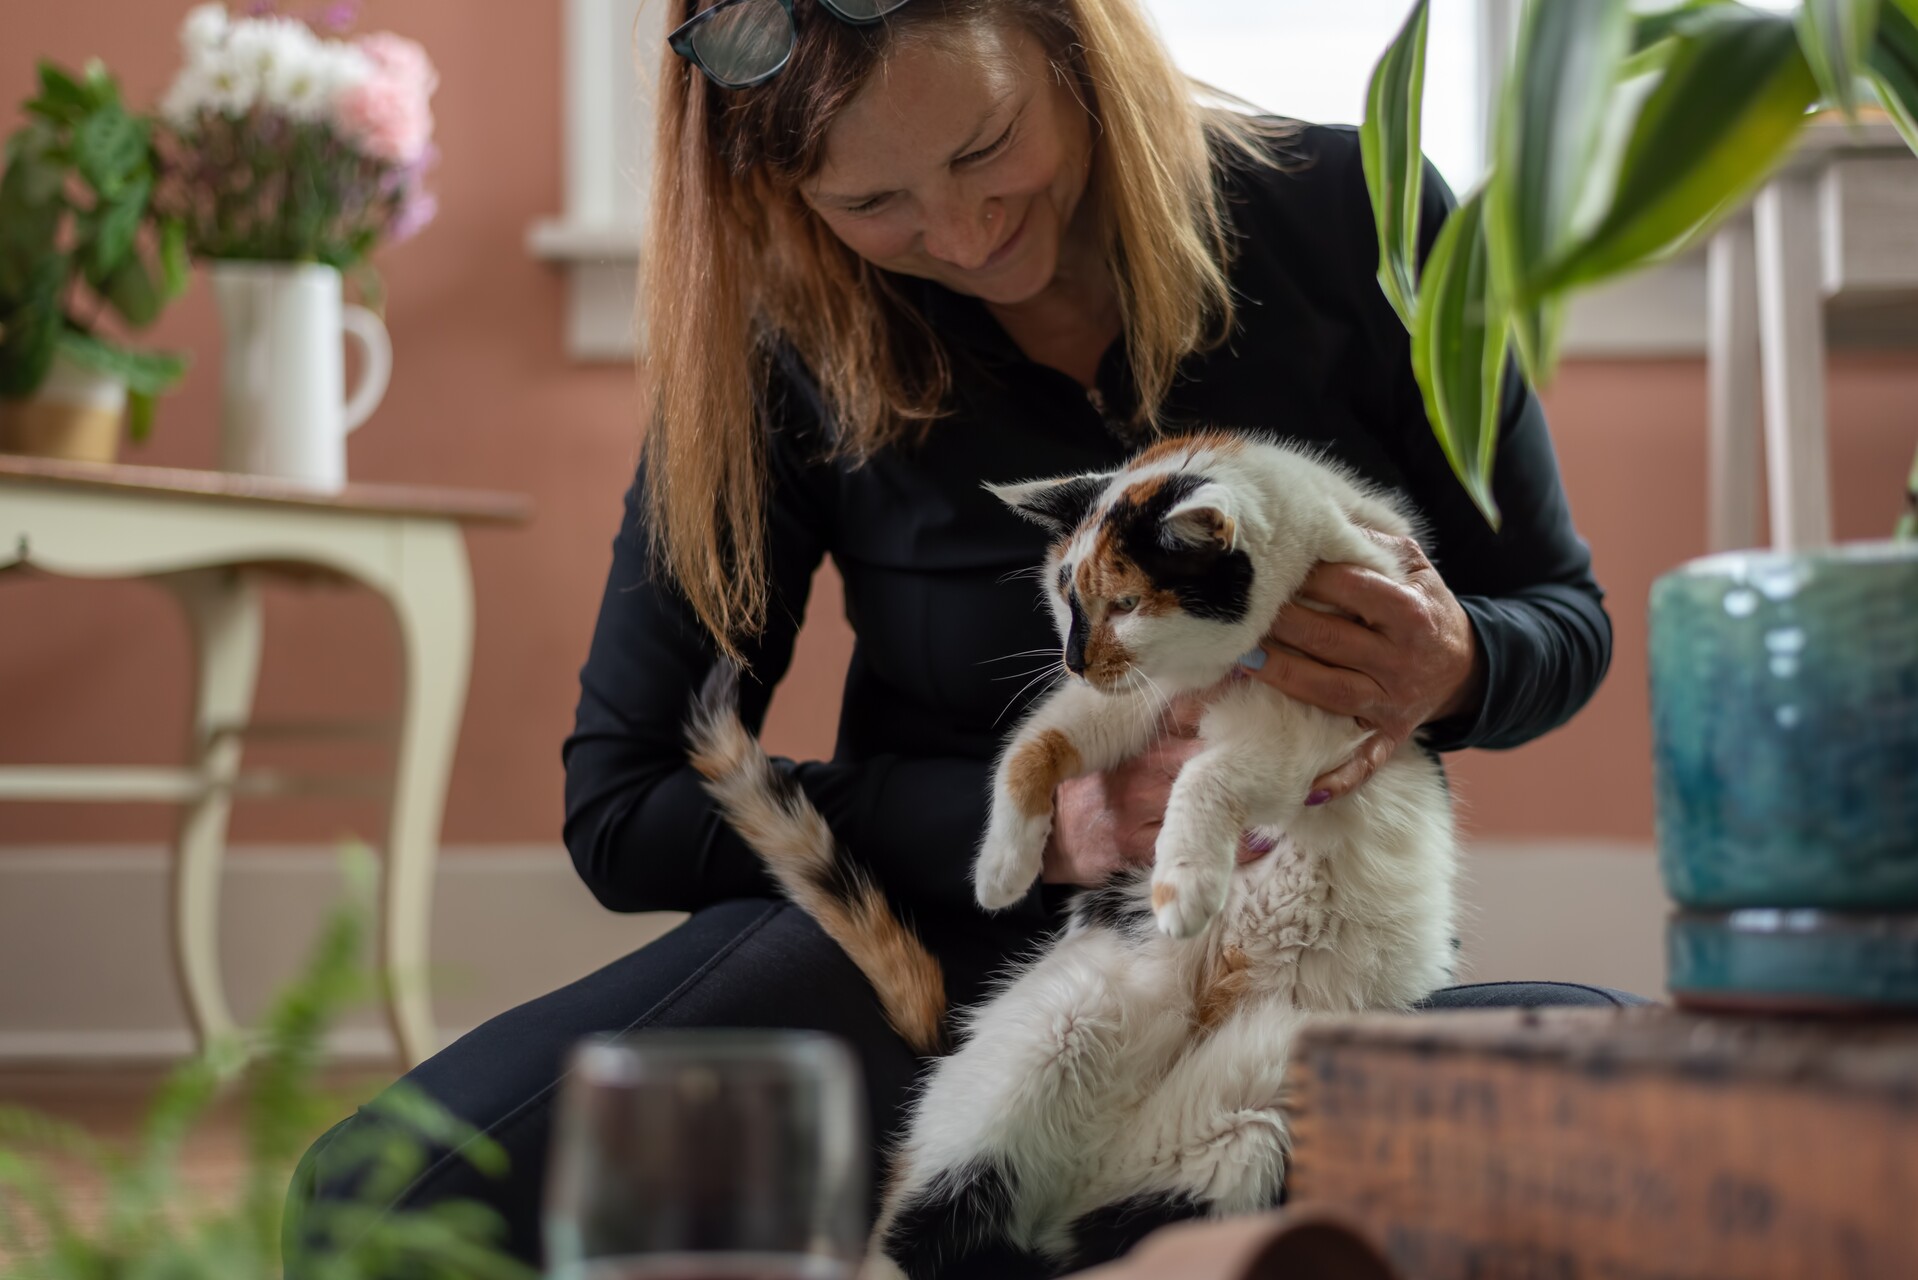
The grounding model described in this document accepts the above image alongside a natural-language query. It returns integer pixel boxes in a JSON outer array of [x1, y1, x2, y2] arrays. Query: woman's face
[[802, 21, 1095, 307]]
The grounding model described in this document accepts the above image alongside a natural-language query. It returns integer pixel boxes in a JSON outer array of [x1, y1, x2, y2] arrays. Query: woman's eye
[[959, 122, 1015, 165], [845, 194, 891, 216], [1111, 596, 1139, 614]]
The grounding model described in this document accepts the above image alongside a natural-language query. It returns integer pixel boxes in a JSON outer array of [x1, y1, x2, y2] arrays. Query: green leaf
[[1546, 6, 1819, 291], [104, 251, 163, 328], [1798, 0, 1881, 117], [1486, 0, 1632, 384], [33, 61, 97, 118], [1622, 0, 1735, 78], [1361, 0, 1429, 330], [86, 181, 149, 283], [1412, 186, 1508, 528], [1898, 436, 1918, 539], [158, 218, 191, 300], [0, 254, 67, 398], [71, 105, 146, 198], [57, 329, 188, 395], [1870, 0, 1918, 155]]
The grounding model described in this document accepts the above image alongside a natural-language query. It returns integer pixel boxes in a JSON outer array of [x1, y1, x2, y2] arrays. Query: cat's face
[[991, 464, 1264, 693]]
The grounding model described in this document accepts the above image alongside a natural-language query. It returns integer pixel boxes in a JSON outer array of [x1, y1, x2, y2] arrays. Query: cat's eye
[[1110, 596, 1140, 614]]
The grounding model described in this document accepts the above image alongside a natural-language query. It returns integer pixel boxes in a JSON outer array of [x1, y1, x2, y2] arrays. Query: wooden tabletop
[[0, 454, 533, 525]]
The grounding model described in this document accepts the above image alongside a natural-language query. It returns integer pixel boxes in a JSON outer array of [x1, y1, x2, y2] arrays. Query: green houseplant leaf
[[1360, 0, 1429, 329], [1486, 0, 1632, 385], [1870, 0, 1918, 152], [1544, 5, 1820, 291], [1413, 186, 1509, 528], [1798, 0, 1882, 117]]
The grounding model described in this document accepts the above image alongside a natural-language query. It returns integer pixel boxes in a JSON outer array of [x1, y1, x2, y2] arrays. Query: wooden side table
[[0, 456, 531, 1067]]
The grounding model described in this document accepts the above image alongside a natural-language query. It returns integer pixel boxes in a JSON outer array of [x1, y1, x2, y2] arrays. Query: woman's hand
[[1042, 696, 1274, 888], [1239, 529, 1484, 804]]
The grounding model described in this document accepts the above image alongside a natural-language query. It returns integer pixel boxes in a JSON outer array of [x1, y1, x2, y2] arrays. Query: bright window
[[1137, 0, 1486, 192]]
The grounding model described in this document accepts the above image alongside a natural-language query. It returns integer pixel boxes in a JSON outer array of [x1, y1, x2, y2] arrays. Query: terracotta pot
[[0, 352, 126, 463], [1071, 1206, 1404, 1280]]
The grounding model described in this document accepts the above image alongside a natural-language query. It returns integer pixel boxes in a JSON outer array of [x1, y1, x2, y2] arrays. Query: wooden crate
[[1285, 1007, 1918, 1280]]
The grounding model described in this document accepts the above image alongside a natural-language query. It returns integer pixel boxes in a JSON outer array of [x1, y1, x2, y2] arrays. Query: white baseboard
[[0, 841, 1668, 1065]]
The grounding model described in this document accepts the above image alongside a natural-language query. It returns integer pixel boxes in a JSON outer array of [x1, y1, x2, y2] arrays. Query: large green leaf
[[0, 254, 66, 398], [1545, 6, 1819, 291], [71, 105, 146, 198], [1622, 0, 1734, 79], [1486, 0, 1631, 384], [1360, 0, 1429, 330], [1412, 186, 1508, 528], [1798, 0, 1881, 117], [1869, 0, 1918, 155]]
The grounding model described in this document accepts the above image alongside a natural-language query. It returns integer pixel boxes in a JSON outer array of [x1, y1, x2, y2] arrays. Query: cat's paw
[[974, 812, 1047, 910], [1149, 850, 1233, 939]]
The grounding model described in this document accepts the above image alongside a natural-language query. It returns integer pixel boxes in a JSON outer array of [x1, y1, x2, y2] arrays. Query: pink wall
[[2, 1, 1914, 851]]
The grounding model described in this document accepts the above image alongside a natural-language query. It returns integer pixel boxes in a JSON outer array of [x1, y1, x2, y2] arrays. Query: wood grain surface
[[1286, 1007, 1918, 1280]]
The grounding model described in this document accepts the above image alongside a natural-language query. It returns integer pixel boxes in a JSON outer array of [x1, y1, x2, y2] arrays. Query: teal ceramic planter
[[1667, 910, 1918, 1012], [1649, 542, 1918, 911]]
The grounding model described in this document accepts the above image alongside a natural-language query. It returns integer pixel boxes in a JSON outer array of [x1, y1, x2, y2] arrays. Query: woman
[[294, 0, 1637, 1272]]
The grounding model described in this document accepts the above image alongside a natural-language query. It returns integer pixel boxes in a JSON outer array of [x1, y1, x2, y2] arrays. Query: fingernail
[[1305, 789, 1332, 807], [1237, 647, 1267, 671]]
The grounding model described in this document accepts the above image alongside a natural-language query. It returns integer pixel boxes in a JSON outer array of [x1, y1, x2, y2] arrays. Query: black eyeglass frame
[[668, 0, 912, 90]]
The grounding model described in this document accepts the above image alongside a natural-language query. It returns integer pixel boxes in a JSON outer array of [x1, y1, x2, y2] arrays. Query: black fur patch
[[883, 1160, 1019, 1280], [1070, 877, 1155, 942], [1105, 473, 1253, 623], [1067, 1191, 1207, 1270], [1005, 474, 1114, 537]]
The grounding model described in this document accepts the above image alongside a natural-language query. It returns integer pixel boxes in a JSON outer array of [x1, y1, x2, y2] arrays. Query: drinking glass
[[544, 1030, 868, 1280]]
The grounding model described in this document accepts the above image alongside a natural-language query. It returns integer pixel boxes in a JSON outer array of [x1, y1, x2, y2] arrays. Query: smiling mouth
[[977, 206, 1030, 272]]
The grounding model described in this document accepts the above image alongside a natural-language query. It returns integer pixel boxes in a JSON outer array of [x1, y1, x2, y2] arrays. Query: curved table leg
[[377, 522, 474, 1067], [161, 568, 263, 1050]]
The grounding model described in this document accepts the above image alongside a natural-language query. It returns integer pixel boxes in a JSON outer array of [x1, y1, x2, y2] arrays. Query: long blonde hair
[[641, 0, 1278, 659]]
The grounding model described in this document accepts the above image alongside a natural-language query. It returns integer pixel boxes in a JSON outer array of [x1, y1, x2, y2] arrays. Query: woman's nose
[[921, 197, 1003, 270]]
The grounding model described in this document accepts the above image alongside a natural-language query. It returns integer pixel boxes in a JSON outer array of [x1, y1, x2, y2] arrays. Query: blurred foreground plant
[[0, 847, 533, 1280]]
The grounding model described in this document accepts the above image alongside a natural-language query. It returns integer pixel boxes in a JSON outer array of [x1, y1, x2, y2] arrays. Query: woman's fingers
[[1267, 601, 1392, 670], [1248, 646, 1384, 719]]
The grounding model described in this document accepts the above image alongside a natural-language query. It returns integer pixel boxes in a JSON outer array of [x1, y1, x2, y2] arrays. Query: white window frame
[[528, 0, 1708, 362]]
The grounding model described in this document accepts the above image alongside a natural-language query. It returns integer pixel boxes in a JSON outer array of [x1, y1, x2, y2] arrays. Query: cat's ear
[[985, 472, 1116, 537], [1162, 485, 1240, 551]]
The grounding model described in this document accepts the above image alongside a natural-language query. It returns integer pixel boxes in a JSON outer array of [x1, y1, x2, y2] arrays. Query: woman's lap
[[287, 898, 1651, 1272]]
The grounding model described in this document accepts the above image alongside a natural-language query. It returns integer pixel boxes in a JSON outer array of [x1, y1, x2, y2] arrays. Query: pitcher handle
[[341, 304, 392, 434]]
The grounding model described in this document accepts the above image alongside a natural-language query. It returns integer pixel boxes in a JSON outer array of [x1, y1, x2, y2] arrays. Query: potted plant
[[1362, 0, 1918, 1010], [0, 59, 190, 463], [154, 2, 438, 491]]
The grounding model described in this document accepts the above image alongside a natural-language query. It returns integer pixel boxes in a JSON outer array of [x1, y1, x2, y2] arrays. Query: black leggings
[[287, 898, 1648, 1274]]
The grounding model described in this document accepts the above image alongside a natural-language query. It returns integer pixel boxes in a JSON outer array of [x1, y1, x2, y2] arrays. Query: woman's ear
[[985, 471, 1116, 537]]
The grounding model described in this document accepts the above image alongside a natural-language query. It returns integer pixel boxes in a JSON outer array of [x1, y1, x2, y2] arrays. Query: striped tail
[[686, 664, 948, 1055]]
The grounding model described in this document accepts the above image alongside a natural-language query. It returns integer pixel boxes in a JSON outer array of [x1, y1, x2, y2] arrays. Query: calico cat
[[687, 431, 1460, 1278]]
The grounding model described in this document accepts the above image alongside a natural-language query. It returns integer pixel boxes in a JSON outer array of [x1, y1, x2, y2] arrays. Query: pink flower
[[334, 31, 436, 165], [389, 188, 438, 242]]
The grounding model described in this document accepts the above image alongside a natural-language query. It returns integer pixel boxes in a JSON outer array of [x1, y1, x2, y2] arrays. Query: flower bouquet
[[154, 2, 439, 488], [157, 2, 439, 287]]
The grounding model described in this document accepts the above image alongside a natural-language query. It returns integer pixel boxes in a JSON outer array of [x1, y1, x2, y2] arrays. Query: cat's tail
[[687, 663, 948, 1055]]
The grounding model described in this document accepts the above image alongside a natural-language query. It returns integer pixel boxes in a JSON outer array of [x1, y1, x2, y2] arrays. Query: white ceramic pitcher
[[211, 261, 391, 490]]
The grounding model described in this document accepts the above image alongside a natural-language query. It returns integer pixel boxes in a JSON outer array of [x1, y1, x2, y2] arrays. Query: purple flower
[[388, 188, 438, 243]]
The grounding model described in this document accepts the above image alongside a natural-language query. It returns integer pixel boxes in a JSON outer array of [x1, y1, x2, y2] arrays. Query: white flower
[[180, 4, 229, 62], [225, 17, 318, 109]]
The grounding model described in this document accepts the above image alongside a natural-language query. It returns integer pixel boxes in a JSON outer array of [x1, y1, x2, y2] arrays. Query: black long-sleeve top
[[562, 123, 1611, 928]]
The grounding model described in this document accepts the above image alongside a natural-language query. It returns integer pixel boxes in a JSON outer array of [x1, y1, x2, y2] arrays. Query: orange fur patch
[[1152, 881, 1178, 911], [1130, 430, 1246, 469], [1195, 945, 1252, 1031], [1009, 729, 1081, 819]]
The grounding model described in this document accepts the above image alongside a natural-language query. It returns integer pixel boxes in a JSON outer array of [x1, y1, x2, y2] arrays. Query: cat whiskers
[[995, 664, 1067, 728]]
